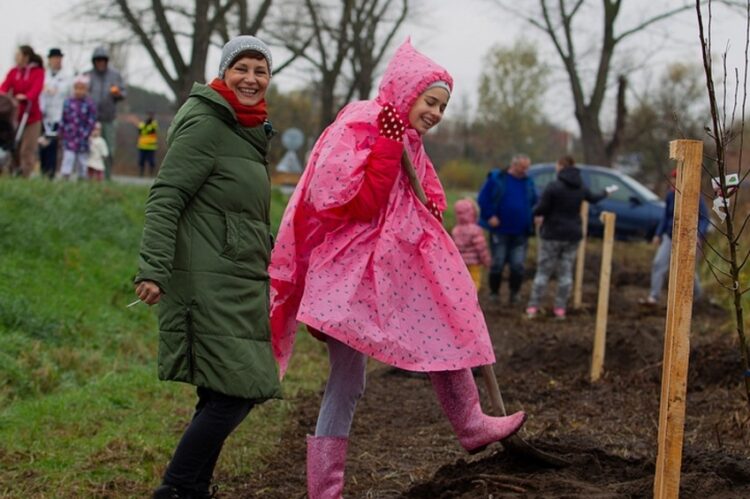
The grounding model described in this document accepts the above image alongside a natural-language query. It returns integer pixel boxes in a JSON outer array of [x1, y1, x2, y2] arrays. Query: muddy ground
[[227, 255, 750, 498]]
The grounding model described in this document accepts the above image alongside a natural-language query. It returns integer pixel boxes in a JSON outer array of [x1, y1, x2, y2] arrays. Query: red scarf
[[209, 78, 267, 128]]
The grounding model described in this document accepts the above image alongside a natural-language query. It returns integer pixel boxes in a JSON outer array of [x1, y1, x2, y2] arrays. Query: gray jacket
[[85, 66, 126, 123]]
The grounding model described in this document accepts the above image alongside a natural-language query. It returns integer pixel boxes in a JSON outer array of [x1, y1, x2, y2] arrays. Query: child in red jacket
[[452, 198, 491, 290]]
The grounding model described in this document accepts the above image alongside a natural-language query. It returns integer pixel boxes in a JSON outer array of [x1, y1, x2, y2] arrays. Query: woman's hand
[[15, 94, 27, 101], [378, 103, 406, 141], [135, 280, 162, 305]]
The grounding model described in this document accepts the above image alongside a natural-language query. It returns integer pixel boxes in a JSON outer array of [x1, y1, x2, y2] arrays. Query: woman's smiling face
[[408, 87, 450, 135], [224, 53, 270, 106]]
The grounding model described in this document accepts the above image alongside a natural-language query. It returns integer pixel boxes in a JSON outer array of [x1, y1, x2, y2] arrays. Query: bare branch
[[615, 4, 695, 43], [704, 256, 736, 288]]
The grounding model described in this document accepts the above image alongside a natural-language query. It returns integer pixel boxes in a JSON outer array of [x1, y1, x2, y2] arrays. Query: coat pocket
[[221, 211, 271, 263]]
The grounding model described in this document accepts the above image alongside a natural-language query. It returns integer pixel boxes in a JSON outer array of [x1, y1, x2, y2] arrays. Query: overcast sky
[[1, 0, 747, 131]]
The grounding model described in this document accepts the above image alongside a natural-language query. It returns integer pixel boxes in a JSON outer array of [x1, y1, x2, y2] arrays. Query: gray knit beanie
[[218, 36, 273, 78]]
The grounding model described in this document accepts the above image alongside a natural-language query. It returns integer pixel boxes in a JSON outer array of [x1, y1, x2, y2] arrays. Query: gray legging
[[315, 337, 368, 437]]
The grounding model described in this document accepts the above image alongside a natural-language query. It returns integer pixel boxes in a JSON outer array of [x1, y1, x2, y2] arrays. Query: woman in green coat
[[134, 35, 281, 499]]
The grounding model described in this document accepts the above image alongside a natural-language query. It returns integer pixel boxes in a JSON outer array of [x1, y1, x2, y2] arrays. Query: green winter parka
[[136, 83, 281, 401]]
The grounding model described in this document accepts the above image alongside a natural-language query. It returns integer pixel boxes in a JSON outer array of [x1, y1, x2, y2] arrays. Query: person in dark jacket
[[640, 168, 710, 305], [133, 35, 280, 499], [526, 156, 613, 319], [85, 46, 126, 180], [477, 154, 537, 304]]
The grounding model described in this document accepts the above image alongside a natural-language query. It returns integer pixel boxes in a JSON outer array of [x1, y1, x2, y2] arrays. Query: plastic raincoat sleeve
[[306, 115, 377, 212], [135, 115, 220, 289]]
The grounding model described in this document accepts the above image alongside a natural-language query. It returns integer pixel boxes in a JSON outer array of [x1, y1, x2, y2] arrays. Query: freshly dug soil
[[227, 261, 749, 498]]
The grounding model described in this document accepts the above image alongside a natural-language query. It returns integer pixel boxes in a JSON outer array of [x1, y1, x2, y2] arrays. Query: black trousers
[[163, 386, 255, 492], [39, 135, 58, 179]]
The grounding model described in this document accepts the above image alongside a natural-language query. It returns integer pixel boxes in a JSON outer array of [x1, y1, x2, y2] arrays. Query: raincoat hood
[[454, 199, 478, 225], [375, 39, 454, 122]]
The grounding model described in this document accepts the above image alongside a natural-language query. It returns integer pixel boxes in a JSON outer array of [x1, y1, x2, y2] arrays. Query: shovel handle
[[480, 364, 508, 416], [401, 150, 428, 205]]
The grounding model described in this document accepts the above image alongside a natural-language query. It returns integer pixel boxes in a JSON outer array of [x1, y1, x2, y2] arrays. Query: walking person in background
[[87, 122, 108, 181], [59, 75, 97, 181], [477, 154, 537, 304], [85, 46, 126, 180], [0, 45, 45, 177], [39, 48, 70, 180], [526, 156, 614, 320], [452, 198, 491, 291], [133, 36, 280, 499], [640, 168, 710, 306], [137, 111, 158, 177], [270, 40, 526, 499]]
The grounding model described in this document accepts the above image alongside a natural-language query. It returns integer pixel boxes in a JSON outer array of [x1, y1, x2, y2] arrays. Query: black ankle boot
[[153, 484, 194, 499], [194, 485, 219, 498]]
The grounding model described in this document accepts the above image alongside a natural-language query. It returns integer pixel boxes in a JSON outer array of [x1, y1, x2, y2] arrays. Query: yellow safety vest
[[138, 121, 158, 151]]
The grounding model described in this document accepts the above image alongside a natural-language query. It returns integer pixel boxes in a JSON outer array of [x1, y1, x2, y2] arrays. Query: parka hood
[[91, 46, 109, 61], [558, 166, 583, 188]]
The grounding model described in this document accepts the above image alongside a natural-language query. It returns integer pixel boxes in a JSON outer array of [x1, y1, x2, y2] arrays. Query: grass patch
[[0, 178, 324, 497]]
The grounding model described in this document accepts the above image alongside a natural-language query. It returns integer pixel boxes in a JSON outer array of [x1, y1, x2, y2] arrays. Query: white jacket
[[88, 136, 109, 171], [40, 69, 71, 135]]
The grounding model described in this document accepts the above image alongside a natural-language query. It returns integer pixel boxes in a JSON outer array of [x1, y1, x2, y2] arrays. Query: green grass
[[0, 178, 327, 498]]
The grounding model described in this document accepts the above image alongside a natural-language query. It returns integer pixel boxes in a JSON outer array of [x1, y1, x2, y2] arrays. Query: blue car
[[528, 164, 664, 241]]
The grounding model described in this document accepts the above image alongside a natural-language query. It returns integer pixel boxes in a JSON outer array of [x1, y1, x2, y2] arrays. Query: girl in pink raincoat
[[452, 198, 492, 291], [269, 40, 526, 499]]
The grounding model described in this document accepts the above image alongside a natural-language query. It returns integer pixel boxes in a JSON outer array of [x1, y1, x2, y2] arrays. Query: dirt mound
[[403, 439, 750, 498]]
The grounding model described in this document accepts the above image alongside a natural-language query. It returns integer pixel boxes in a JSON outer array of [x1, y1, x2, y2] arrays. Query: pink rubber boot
[[306, 435, 348, 499], [430, 369, 527, 453]]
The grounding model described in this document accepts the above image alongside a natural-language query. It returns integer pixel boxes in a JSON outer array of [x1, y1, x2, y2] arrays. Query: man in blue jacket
[[641, 169, 710, 305], [477, 154, 537, 304]]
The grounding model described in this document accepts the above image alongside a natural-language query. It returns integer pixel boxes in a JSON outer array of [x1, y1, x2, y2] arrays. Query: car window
[[531, 170, 555, 191], [618, 175, 660, 202], [588, 172, 633, 202]]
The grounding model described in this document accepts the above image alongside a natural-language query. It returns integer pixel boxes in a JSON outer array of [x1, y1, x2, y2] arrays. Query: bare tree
[[282, 0, 410, 133], [696, 0, 750, 404], [344, 0, 409, 101], [74, 0, 300, 104], [495, 0, 702, 166]]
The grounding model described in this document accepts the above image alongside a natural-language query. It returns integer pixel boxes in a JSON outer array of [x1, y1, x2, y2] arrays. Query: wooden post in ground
[[653, 140, 703, 499], [573, 201, 590, 309], [590, 211, 616, 382]]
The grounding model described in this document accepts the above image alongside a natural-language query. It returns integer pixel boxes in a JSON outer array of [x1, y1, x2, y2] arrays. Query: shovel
[[400, 150, 569, 468]]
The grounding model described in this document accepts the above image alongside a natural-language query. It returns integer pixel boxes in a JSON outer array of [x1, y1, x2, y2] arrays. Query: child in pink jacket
[[269, 39, 526, 499], [452, 198, 491, 291]]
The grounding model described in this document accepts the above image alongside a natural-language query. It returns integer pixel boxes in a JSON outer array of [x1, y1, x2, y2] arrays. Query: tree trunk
[[319, 74, 337, 133], [577, 111, 611, 166]]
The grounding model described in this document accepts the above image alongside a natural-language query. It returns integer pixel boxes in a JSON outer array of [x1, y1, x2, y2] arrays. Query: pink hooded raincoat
[[269, 40, 496, 377]]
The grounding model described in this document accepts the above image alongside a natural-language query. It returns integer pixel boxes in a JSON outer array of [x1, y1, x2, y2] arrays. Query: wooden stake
[[590, 211, 616, 382], [573, 201, 590, 309], [653, 140, 703, 499]]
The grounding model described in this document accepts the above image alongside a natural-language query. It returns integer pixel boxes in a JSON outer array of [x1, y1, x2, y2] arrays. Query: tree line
[[77, 0, 739, 187]]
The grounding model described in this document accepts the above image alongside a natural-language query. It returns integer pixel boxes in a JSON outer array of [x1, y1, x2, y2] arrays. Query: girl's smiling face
[[408, 86, 450, 135], [224, 54, 270, 106]]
